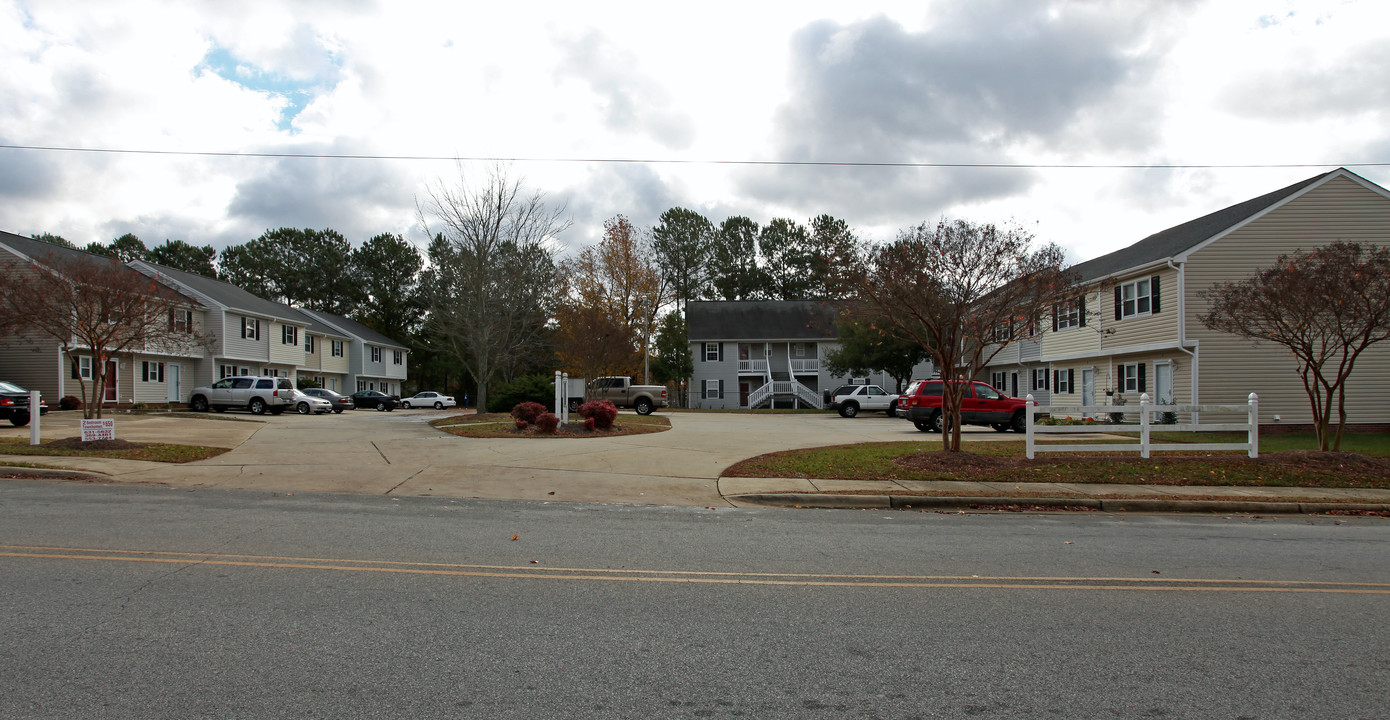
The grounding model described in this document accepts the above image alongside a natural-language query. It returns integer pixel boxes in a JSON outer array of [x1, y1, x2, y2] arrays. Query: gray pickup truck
[[561, 376, 668, 415]]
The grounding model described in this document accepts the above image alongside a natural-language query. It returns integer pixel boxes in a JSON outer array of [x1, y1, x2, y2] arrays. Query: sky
[[3, 0, 1389, 266]]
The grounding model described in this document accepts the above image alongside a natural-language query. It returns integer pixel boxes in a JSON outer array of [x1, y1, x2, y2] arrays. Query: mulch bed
[[41, 438, 148, 451], [893, 449, 1390, 483]]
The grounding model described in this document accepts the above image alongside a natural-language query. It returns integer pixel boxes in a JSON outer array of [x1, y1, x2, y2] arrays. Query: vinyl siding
[[1040, 290, 1100, 358], [690, 341, 738, 409], [1098, 268, 1180, 351], [0, 332, 63, 401], [223, 314, 269, 361], [321, 343, 350, 373], [1185, 174, 1390, 424], [302, 336, 323, 370], [268, 321, 307, 366]]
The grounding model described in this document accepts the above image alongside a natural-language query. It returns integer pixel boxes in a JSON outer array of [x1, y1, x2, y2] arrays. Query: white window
[[991, 371, 1006, 391], [331, 340, 344, 357], [357, 380, 366, 391], [1054, 368, 1072, 394], [305, 335, 315, 354], [792, 342, 809, 358], [242, 317, 260, 340], [1032, 368, 1048, 392], [371, 346, 382, 363], [393, 350, 402, 365], [78, 356, 93, 379], [170, 309, 192, 333], [702, 379, 722, 399], [1121, 279, 1151, 318], [704, 342, 720, 361], [141, 361, 165, 382], [282, 325, 298, 346], [219, 365, 234, 379], [1119, 362, 1145, 393], [1054, 298, 1082, 330]]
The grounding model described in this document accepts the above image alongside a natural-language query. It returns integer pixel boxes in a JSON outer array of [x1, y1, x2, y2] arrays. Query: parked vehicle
[[0, 381, 48, 426], [351, 390, 399, 411], [189, 376, 295, 415], [289, 389, 333, 415], [299, 387, 353, 413], [557, 376, 668, 415], [899, 379, 1039, 433], [401, 391, 456, 410], [829, 384, 900, 418]]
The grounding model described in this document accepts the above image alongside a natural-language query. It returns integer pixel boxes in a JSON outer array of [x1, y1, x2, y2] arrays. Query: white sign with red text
[[81, 419, 115, 442]]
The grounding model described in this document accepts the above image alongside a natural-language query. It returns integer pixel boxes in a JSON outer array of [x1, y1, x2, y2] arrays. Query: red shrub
[[514, 419, 529, 431], [577, 399, 618, 429], [534, 413, 560, 433], [583, 417, 596, 432], [511, 401, 547, 424]]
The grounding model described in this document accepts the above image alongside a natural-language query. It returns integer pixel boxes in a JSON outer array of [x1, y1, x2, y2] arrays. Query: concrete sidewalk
[[4, 410, 1389, 514]]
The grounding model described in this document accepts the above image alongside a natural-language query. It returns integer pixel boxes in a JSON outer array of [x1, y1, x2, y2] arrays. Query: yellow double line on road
[[3, 544, 1389, 594]]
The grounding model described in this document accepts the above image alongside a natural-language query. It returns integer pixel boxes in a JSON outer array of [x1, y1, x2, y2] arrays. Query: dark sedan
[[300, 387, 354, 414], [351, 390, 399, 411], [0, 381, 49, 426]]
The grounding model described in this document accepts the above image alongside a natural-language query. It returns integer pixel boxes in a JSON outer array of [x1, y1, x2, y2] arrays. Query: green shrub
[[487, 374, 556, 413]]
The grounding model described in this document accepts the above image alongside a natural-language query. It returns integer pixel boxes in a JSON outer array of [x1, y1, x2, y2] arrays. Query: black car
[[351, 390, 399, 411], [0, 381, 49, 426], [301, 387, 354, 414]]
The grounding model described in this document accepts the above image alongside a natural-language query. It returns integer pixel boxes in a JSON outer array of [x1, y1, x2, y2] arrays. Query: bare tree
[[836, 218, 1074, 451], [1200, 242, 1390, 451], [417, 164, 569, 413], [0, 250, 213, 418]]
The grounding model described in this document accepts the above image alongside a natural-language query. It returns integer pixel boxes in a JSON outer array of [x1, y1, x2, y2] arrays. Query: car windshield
[[0, 381, 26, 393]]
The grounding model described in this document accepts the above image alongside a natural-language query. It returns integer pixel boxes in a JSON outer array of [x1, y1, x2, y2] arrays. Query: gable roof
[[1069, 169, 1341, 283], [287, 307, 351, 340], [0, 231, 200, 304], [299, 308, 409, 350], [130, 260, 305, 324], [687, 300, 842, 341]]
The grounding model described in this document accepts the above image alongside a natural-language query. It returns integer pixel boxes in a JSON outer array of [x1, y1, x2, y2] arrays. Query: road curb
[[728, 493, 1390, 515], [0, 465, 109, 480]]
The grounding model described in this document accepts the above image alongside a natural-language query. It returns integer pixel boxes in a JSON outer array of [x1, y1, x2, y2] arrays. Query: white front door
[[167, 364, 181, 403], [1081, 368, 1095, 414]]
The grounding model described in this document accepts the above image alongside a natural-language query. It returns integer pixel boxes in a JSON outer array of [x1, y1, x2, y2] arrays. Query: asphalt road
[[2, 482, 1388, 719]]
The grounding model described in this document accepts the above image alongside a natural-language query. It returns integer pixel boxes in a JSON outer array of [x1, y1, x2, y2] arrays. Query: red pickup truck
[[898, 379, 1035, 433]]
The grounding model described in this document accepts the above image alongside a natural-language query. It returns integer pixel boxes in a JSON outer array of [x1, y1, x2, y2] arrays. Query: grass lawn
[[431, 413, 671, 438], [0, 436, 229, 463], [723, 432, 1390, 489]]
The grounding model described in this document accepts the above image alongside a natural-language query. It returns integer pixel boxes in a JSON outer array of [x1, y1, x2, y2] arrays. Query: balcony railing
[[789, 358, 819, 374], [737, 359, 769, 374]]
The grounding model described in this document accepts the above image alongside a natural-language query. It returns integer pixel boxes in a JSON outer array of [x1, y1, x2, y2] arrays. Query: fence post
[[30, 390, 41, 446], [1025, 393, 1035, 460], [1248, 392, 1259, 459], [1139, 392, 1151, 459]]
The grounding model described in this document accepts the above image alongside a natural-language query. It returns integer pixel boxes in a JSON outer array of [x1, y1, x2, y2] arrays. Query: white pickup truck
[[559, 376, 668, 415]]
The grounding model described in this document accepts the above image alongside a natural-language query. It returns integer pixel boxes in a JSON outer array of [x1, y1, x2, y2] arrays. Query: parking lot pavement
[[2, 408, 962, 506]]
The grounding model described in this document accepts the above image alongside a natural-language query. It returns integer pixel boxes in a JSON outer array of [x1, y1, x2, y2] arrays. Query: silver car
[[290, 389, 333, 415]]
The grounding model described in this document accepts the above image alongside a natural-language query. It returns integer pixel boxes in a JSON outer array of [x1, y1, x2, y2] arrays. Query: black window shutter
[[718, 379, 724, 399], [1044, 370, 1049, 390], [1053, 370, 1059, 392], [699, 343, 704, 362], [1030, 372, 1037, 391], [1114, 286, 1122, 320], [1138, 363, 1147, 393], [718, 343, 724, 362], [141, 362, 148, 382], [1078, 296, 1086, 327], [241, 318, 247, 339], [168, 310, 175, 331], [1151, 275, 1161, 313], [1068, 369, 1075, 392], [1051, 304, 1059, 332], [71, 360, 79, 379]]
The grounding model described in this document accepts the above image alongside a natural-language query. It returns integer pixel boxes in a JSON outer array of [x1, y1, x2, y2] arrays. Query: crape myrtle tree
[[418, 164, 567, 414], [0, 248, 214, 418], [1200, 242, 1390, 451], [836, 218, 1074, 452]]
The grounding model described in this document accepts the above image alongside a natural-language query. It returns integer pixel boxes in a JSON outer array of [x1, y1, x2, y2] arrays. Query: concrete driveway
[[3, 408, 979, 506]]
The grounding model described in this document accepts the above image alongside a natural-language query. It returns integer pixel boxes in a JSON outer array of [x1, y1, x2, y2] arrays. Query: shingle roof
[[686, 300, 843, 341], [0, 231, 199, 304], [299, 309, 409, 350], [130, 260, 306, 324], [1069, 169, 1337, 282], [287, 307, 350, 339]]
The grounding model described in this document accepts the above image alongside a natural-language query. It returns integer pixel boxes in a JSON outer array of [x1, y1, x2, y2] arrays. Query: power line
[[0, 143, 1384, 170]]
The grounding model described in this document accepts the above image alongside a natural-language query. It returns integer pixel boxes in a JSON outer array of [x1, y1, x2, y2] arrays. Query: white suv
[[829, 384, 901, 418], [189, 376, 295, 415]]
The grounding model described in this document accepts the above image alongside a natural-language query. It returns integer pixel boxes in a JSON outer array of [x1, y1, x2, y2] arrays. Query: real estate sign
[[81, 419, 115, 442]]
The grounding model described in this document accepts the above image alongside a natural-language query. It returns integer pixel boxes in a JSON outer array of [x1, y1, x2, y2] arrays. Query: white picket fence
[[1024, 392, 1259, 460]]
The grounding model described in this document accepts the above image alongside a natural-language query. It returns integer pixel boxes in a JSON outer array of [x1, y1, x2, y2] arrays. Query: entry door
[[739, 382, 750, 408], [104, 360, 118, 403], [167, 364, 181, 403], [1010, 372, 1018, 398], [1081, 368, 1095, 412], [1155, 363, 1173, 405]]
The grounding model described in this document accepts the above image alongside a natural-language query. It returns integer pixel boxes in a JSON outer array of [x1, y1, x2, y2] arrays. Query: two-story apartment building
[[687, 300, 935, 409], [299, 310, 409, 397], [983, 167, 1390, 427], [0, 232, 209, 406]]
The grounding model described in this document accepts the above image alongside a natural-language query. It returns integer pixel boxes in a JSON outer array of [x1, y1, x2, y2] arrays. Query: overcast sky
[[3, 0, 1388, 264]]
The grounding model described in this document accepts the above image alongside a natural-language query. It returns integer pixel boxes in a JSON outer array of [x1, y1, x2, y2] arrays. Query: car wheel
[[1010, 411, 1027, 433], [333, 408, 343, 414], [568, 399, 580, 413], [926, 410, 943, 433], [838, 402, 858, 418], [190, 396, 208, 412], [912, 419, 932, 432], [297, 402, 311, 415], [249, 398, 266, 415], [991, 423, 1009, 432], [9, 415, 29, 427], [886, 400, 898, 418], [635, 398, 653, 416], [434, 401, 444, 410], [402, 401, 411, 409]]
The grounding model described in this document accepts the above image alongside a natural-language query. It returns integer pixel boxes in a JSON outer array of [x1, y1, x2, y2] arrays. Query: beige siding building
[[983, 168, 1390, 428]]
